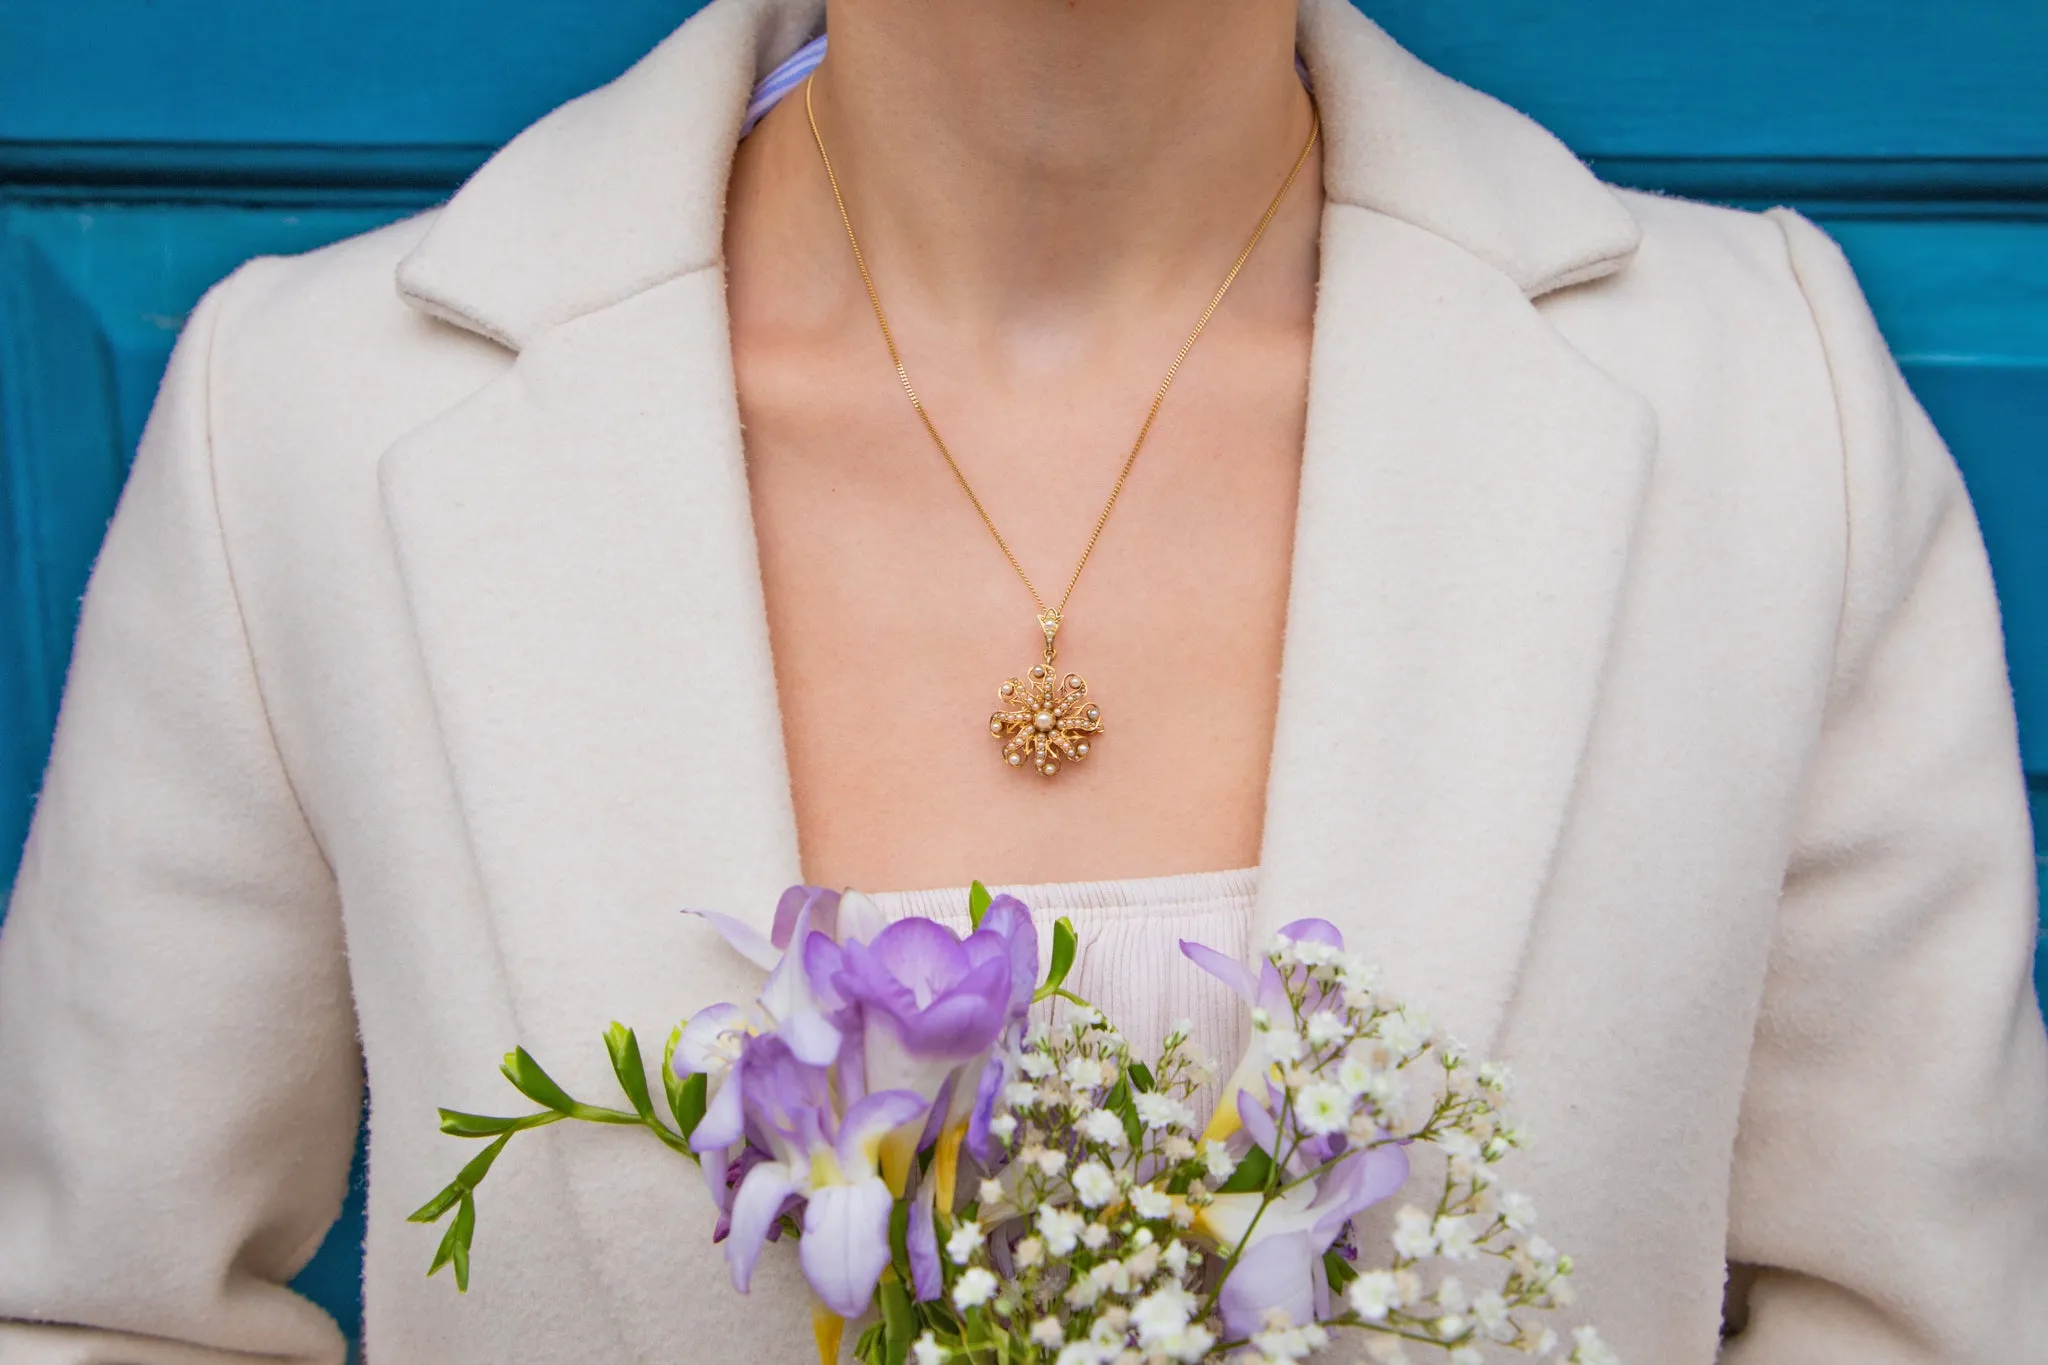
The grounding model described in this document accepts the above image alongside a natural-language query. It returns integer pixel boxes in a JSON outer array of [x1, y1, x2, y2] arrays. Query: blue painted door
[[4, 0, 2045, 1349]]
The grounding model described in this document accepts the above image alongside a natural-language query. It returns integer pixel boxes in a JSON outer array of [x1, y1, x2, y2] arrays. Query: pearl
[[1066, 675, 1082, 690], [1034, 711, 1056, 732], [1084, 706, 1099, 721], [1075, 742, 1089, 757], [1007, 753, 1023, 766], [1041, 761, 1059, 776], [1000, 682, 1015, 697], [990, 720, 1004, 735], [1030, 665, 1047, 679]]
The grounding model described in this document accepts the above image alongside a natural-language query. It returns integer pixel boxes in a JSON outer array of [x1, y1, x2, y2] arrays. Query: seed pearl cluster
[[990, 664, 1103, 777]]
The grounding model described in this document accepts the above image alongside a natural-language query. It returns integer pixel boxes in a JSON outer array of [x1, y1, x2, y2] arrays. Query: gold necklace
[[805, 76, 1319, 779]]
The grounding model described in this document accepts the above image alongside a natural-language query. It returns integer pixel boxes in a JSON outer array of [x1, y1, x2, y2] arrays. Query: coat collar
[[394, 0, 1641, 350]]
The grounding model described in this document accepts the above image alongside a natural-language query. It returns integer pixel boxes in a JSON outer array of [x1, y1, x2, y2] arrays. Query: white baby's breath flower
[[1130, 1283, 1197, 1345], [1525, 1235, 1560, 1269], [1532, 1327, 1559, 1357], [1347, 1270, 1401, 1321], [1055, 1341, 1106, 1365], [978, 1177, 1005, 1206], [1294, 1081, 1352, 1136], [1064, 1057, 1111, 1090], [1162, 1239, 1190, 1275], [1161, 1134, 1197, 1161], [1025, 1316, 1064, 1349], [1570, 1326, 1619, 1365], [1035, 1148, 1068, 1177], [1378, 1006, 1431, 1056], [945, 1221, 981, 1265], [1063, 1274, 1100, 1310], [1079, 1109, 1128, 1148], [1392, 1206, 1438, 1259], [1080, 1220, 1112, 1250], [1130, 1184, 1173, 1221], [1073, 1160, 1118, 1208], [1477, 1061, 1512, 1092], [1018, 1051, 1055, 1079], [952, 1267, 998, 1310], [911, 1331, 946, 1365], [1036, 1206, 1085, 1256], [1014, 1235, 1045, 1270], [1434, 1314, 1467, 1341], [1003, 1082, 1041, 1109], [1305, 1010, 1350, 1046], [1337, 1051, 1377, 1097], [1134, 1091, 1194, 1131], [1249, 1006, 1272, 1030], [1500, 1191, 1538, 1231], [1164, 1325, 1215, 1363], [1260, 1028, 1306, 1065], [1435, 1276, 1468, 1312], [1203, 1141, 1238, 1182], [1434, 1215, 1480, 1261], [1472, 1289, 1511, 1336], [988, 1113, 1017, 1142]]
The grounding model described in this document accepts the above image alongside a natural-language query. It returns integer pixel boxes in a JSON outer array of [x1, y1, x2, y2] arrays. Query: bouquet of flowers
[[415, 886, 1617, 1365]]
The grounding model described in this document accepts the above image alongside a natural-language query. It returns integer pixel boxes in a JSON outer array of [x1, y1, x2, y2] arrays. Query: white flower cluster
[[867, 941, 1617, 1365]]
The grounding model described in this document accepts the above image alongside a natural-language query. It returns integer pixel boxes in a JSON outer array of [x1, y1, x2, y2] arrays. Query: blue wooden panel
[[0, 203, 412, 886], [3, 1, 2043, 159]]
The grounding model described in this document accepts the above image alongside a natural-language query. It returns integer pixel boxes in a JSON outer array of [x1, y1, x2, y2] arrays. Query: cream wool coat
[[2, 0, 2045, 1360]]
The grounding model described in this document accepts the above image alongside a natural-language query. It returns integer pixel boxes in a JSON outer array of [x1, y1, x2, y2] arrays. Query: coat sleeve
[[0, 268, 362, 1364], [1718, 211, 2048, 1359]]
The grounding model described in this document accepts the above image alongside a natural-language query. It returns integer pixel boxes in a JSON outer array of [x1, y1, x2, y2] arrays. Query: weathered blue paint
[[1, 0, 2043, 1348]]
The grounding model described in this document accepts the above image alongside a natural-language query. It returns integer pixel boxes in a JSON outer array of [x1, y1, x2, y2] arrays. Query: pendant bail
[[1038, 609, 1062, 665]]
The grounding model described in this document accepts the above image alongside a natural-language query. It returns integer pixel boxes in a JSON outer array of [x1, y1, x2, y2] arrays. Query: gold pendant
[[989, 610, 1102, 778]]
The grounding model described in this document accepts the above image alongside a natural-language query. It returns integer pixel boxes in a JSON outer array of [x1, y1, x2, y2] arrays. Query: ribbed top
[[868, 868, 1258, 1090]]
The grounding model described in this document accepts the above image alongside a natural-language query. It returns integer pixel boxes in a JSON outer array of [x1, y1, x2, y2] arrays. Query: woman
[[0, 0, 2042, 1360]]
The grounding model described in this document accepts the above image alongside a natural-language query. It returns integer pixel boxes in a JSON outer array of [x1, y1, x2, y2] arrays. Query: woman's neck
[[775, 0, 1315, 329]]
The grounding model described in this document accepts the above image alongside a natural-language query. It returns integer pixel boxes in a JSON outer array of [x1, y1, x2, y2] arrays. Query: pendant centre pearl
[[1033, 711, 1056, 732]]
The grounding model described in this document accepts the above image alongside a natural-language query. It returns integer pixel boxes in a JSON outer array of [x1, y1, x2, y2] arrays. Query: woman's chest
[[735, 322, 1310, 891]]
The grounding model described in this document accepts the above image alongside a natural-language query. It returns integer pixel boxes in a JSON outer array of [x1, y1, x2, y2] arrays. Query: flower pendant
[[988, 611, 1102, 778]]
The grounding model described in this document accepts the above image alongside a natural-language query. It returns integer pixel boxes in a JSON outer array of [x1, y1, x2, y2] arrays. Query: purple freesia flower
[[804, 898, 1037, 1201], [707, 1034, 930, 1318], [1181, 917, 1345, 1143]]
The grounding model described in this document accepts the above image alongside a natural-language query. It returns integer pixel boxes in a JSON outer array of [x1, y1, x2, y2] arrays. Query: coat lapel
[[1256, 201, 1658, 1055], [379, 267, 810, 1361]]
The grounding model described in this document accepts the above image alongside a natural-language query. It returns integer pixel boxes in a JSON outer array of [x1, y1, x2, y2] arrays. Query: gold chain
[[804, 74, 1319, 621]]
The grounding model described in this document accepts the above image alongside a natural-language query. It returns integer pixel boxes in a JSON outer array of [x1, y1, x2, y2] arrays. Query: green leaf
[[854, 1323, 884, 1365], [967, 880, 992, 931], [500, 1047, 581, 1114], [661, 1025, 696, 1134], [889, 1198, 912, 1287], [1216, 1144, 1275, 1194], [604, 1023, 656, 1120], [670, 1068, 707, 1141], [1045, 917, 1077, 994], [437, 1108, 557, 1138], [880, 1276, 916, 1365], [1323, 1248, 1360, 1293], [1128, 1061, 1156, 1093], [409, 1131, 515, 1223], [451, 1190, 475, 1291], [427, 1189, 477, 1290], [1111, 1075, 1142, 1149], [409, 1178, 464, 1225]]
